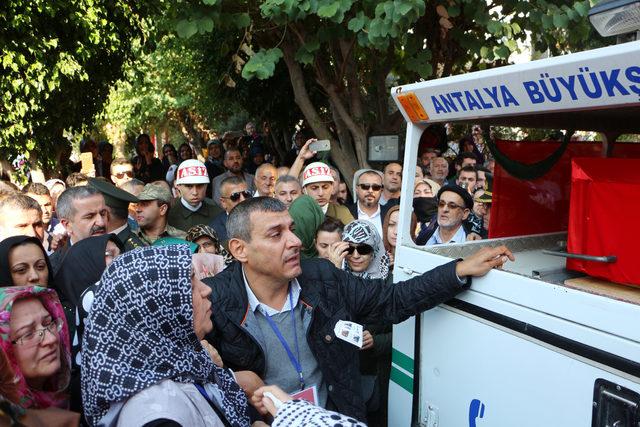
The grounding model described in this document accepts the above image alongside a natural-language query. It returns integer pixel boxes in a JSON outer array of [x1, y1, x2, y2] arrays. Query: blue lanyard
[[262, 286, 305, 390]]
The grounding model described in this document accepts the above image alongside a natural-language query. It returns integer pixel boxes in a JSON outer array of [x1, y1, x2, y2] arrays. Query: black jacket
[[203, 257, 466, 421]]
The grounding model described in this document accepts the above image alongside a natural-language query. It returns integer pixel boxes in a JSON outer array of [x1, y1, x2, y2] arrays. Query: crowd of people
[[0, 121, 511, 426]]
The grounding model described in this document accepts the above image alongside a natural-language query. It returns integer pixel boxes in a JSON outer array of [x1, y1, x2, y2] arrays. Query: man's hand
[[466, 232, 482, 241], [252, 385, 293, 417], [297, 139, 318, 161], [455, 245, 515, 278], [361, 330, 374, 350], [201, 340, 223, 367], [236, 370, 265, 405], [50, 232, 68, 252]]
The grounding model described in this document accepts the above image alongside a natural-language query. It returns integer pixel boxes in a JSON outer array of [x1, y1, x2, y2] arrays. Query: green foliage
[[0, 0, 153, 165], [242, 48, 284, 80]]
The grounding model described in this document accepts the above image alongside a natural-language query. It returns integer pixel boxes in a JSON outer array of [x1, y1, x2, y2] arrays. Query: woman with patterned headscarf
[[81, 245, 250, 426], [185, 224, 234, 266], [0, 286, 72, 410], [336, 221, 392, 424], [340, 220, 390, 280]]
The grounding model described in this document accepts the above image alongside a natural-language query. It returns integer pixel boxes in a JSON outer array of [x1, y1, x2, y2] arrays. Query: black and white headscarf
[[342, 220, 390, 280], [81, 245, 249, 427]]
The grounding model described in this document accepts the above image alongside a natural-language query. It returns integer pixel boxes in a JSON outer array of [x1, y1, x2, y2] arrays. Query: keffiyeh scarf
[[81, 245, 249, 426]]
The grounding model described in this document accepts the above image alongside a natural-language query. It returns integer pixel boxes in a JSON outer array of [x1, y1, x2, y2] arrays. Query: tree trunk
[[280, 40, 360, 191]]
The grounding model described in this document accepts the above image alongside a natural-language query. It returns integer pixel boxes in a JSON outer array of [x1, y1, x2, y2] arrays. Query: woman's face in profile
[[192, 274, 213, 340]]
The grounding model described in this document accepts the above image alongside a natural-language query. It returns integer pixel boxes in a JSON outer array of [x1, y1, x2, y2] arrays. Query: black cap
[[437, 184, 474, 210], [89, 178, 139, 210]]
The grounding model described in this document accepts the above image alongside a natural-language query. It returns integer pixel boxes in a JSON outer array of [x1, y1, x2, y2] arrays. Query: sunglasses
[[223, 190, 252, 202], [437, 200, 466, 210], [346, 244, 374, 255], [358, 184, 383, 191], [115, 171, 134, 179]]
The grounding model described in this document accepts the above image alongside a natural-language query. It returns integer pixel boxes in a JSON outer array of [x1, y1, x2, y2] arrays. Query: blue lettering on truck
[[429, 66, 640, 115], [469, 399, 485, 427]]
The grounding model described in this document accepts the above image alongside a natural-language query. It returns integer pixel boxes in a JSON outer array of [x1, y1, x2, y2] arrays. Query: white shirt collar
[[242, 266, 301, 316], [321, 203, 329, 214], [427, 224, 466, 245], [357, 202, 381, 219], [181, 197, 202, 212], [110, 223, 128, 236]]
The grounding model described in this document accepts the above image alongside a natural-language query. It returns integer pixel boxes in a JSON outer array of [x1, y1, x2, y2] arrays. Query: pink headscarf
[[0, 286, 71, 409]]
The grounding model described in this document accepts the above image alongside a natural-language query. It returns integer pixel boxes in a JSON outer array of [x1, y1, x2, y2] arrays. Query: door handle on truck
[[542, 250, 617, 263]]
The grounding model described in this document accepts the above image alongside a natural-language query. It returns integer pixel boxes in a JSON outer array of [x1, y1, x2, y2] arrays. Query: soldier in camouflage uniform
[[135, 182, 187, 245]]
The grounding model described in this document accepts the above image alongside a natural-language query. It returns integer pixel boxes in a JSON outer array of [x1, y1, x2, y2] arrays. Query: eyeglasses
[[115, 171, 134, 179], [437, 200, 466, 210], [223, 190, 252, 202], [11, 317, 63, 347], [346, 244, 374, 255], [358, 184, 383, 192]]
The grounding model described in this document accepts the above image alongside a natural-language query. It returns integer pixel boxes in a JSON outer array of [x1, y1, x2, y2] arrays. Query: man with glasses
[[110, 158, 135, 188], [347, 169, 389, 239], [210, 176, 252, 242], [415, 185, 477, 246]]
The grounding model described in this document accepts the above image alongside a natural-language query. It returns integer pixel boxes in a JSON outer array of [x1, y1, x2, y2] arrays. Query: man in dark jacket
[[204, 197, 513, 421]]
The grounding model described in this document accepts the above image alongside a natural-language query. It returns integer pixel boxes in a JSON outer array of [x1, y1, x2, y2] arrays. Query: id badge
[[291, 385, 319, 405]]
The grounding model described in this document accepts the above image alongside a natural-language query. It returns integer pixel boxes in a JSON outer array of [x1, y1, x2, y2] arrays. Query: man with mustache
[[89, 178, 146, 252], [204, 197, 514, 422], [49, 185, 108, 274]]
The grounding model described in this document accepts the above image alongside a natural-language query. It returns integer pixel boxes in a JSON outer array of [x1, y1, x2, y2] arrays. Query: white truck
[[388, 41, 640, 427]]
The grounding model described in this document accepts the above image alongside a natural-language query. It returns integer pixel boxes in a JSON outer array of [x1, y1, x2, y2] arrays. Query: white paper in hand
[[333, 320, 364, 348]]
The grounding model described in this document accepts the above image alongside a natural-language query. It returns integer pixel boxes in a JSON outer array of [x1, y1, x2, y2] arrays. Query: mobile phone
[[309, 139, 331, 152]]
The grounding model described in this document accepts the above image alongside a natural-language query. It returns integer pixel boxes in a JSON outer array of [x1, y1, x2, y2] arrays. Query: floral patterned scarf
[[0, 286, 71, 409]]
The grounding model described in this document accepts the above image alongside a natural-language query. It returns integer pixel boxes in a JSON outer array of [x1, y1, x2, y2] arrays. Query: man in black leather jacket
[[204, 197, 513, 421]]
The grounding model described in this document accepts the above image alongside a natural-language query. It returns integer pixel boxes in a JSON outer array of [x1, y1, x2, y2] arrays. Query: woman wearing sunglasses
[[331, 220, 392, 425], [0, 286, 72, 411]]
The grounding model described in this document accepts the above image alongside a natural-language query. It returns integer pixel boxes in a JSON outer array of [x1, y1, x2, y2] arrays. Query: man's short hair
[[22, 182, 50, 196], [66, 172, 89, 187], [227, 197, 287, 242], [0, 181, 18, 200], [110, 157, 132, 175], [56, 186, 100, 220], [0, 194, 41, 220], [329, 166, 341, 183], [121, 179, 145, 195], [383, 162, 402, 173], [275, 175, 301, 188], [221, 175, 246, 191], [456, 152, 477, 166], [316, 216, 344, 236], [459, 165, 478, 177], [224, 147, 242, 160]]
